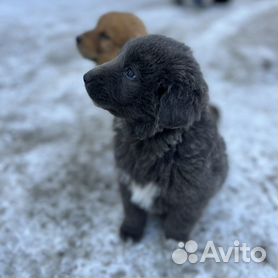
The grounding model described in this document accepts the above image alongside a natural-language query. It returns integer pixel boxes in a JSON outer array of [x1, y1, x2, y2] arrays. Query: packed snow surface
[[0, 0, 277, 277]]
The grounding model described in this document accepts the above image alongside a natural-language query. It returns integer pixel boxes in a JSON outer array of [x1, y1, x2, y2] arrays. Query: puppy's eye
[[124, 67, 136, 80], [99, 32, 110, 40]]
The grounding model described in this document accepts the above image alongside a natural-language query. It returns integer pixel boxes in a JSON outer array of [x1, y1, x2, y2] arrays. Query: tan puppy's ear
[[118, 15, 148, 46], [100, 12, 148, 48]]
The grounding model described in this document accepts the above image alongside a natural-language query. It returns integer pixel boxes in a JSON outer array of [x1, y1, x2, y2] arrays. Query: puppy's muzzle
[[83, 69, 99, 100], [83, 66, 107, 102], [83, 60, 114, 84], [83, 60, 117, 102]]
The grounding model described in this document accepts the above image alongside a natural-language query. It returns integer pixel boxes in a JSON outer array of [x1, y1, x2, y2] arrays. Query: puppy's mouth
[[84, 83, 104, 103], [90, 97, 122, 117], [84, 83, 116, 112], [86, 89, 123, 118], [77, 46, 99, 63]]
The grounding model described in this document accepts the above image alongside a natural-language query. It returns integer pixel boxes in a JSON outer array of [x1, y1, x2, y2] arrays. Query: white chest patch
[[117, 169, 161, 210], [130, 182, 160, 210]]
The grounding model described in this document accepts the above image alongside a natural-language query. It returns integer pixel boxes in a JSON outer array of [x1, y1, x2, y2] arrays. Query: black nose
[[76, 35, 82, 44], [83, 71, 93, 83], [84, 64, 107, 84]]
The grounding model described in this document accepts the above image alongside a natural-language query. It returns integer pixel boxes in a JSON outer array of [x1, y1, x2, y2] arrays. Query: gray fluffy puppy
[[84, 35, 228, 242]]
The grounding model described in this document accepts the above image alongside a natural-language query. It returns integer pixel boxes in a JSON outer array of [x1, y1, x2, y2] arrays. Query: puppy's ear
[[157, 80, 208, 129]]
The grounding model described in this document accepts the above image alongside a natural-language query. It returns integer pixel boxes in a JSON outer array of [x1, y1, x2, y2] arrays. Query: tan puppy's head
[[76, 12, 147, 64]]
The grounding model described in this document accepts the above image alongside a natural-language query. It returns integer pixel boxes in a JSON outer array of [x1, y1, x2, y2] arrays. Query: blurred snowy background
[[0, 0, 277, 277]]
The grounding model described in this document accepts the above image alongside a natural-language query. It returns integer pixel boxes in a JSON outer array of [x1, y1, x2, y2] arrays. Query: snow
[[0, 0, 277, 277]]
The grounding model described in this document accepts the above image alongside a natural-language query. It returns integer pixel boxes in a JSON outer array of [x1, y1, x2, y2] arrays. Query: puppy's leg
[[119, 183, 147, 242], [164, 205, 202, 241]]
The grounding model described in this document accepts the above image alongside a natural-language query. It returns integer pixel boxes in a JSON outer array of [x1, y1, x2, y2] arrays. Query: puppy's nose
[[76, 35, 82, 44], [83, 70, 94, 83]]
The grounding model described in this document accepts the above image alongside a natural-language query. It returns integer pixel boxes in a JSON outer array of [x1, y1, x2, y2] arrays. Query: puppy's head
[[76, 12, 147, 64], [84, 35, 209, 138]]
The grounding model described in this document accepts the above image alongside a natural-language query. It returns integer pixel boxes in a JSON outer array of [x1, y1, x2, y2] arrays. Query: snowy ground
[[0, 0, 277, 277]]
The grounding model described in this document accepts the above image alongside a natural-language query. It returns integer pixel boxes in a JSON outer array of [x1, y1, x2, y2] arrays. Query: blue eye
[[124, 67, 136, 80]]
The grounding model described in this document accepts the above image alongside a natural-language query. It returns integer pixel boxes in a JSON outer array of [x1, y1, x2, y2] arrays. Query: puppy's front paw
[[119, 222, 144, 242]]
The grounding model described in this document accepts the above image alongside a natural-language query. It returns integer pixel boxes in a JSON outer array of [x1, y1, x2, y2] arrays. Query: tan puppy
[[76, 12, 147, 64]]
